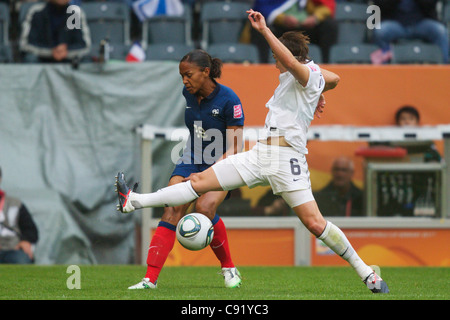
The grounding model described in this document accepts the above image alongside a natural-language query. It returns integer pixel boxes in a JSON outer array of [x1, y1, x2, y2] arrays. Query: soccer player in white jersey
[[115, 9, 389, 293]]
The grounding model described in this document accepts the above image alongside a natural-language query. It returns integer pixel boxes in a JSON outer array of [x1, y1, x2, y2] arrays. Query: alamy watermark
[[366, 5, 381, 30], [66, 265, 81, 289], [66, 5, 81, 30], [65, 5, 382, 30]]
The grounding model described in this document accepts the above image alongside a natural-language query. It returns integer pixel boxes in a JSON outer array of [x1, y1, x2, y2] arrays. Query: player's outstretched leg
[[115, 172, 200, 213], [318, 220, 390, 294], [288, 196, 389, 294]]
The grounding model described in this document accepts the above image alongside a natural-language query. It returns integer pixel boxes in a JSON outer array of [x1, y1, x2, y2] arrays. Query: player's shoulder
[[305, 60, 321, 73], [216, 83, 241, 105], [217, 83, 239, 98]]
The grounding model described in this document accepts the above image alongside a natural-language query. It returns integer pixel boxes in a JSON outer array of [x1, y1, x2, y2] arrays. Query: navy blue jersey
[[178, 82, 244, 166]]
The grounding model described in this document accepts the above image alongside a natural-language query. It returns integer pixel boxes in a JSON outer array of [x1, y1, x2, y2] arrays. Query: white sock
[[129, 181, 199, 208], [318, 221, 373, 281]]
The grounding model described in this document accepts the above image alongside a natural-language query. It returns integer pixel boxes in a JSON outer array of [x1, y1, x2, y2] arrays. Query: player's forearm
[[260, 27, 297, 70], [321, 68, 340, 92]]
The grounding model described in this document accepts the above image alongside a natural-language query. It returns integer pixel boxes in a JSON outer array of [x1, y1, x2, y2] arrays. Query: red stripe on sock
[[145, 225, 176, 283], [210, 217, 234, 268]]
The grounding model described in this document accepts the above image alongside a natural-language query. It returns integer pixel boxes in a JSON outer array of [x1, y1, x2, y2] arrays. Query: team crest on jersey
[[212, 108, 220, 116], [233, 104, 242, 119]]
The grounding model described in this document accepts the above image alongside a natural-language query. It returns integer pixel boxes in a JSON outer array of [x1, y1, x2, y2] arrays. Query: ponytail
[[180, 49, 223, 79]]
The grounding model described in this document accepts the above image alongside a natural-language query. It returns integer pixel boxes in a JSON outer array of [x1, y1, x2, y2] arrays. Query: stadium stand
[[391, 42, 444, 64], [0, 2, 9, 45], [82, 2, 131, 47], [200, 1, 249, 49], [145, 43, 195, 61], [0, 43, 12, 62], [141, 3, 192, 48], [329, 43, 378, 64], [334, 2, 368, 44], [0, 0, 448, 64], [208, 42, 259, 63]]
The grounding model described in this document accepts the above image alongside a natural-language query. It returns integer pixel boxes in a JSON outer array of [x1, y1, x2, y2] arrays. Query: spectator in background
[[19, 0, 91, 63], [395, 105, 421, 127], [0, 166, 39, 264], [371, 0, 449, 64], [251, 0, 338, 63], [252, 189, 292, 216], [395, 105, 442, 162], [314, 156, 364, 217]]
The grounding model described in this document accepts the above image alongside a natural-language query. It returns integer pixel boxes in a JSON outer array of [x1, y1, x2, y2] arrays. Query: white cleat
[[221, 267, 242, 288], [128, 278, 157, 289]]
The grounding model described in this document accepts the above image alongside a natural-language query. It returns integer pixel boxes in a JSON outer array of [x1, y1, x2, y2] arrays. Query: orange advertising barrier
[[219, 64, 450, 187], [312, 228, 450, 267], [159, 226, 450, 267], [163, 228, 295, 267]]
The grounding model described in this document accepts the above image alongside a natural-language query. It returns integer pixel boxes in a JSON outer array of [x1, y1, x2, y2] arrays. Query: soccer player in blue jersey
[[127, 50, 244, 289]]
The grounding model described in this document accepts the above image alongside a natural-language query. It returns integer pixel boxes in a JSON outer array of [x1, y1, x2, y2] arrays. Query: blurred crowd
[[0, 0, 448, 64]]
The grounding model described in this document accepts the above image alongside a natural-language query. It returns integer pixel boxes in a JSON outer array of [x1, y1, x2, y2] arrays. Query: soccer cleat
[[221, 267, 242, 288], [364, 271, 390, 293], [128, 278, 157, 289], [115, 172, 138, 213]]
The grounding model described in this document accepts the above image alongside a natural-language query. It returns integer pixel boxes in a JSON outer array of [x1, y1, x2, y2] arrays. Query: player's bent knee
[[190, 170, 223, 194], [161, 206, 185, 225]]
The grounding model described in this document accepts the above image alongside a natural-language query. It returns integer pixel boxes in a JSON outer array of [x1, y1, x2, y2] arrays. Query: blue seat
[[335, 3, 368, 44], [391, 43, 443, 64], [329, 43, 378, 64], [208, 43, 259, 63], [307, 44, 323, 64], [0, 44, 12, 62], [146, 43, 195, 61], [443, 4, 450, 30], [200, 1, 250, 49], [82, 2, 130, 47], [142, 4, 192, 47], [0, 2, 9, 45]]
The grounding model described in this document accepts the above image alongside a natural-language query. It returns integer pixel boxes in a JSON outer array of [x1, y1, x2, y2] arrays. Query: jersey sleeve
[[304, 62, 325, 94], [224, 94, 245, 127]]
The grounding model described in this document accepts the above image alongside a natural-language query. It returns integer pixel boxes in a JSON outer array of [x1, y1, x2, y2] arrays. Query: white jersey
[[261, 61, 324, 154]]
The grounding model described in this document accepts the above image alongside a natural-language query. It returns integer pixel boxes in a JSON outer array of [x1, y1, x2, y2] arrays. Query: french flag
[[126, 43, 146, 62]]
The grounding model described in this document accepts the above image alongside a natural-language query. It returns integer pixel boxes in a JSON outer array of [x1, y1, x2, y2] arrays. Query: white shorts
[[213, 142, 312, 196]]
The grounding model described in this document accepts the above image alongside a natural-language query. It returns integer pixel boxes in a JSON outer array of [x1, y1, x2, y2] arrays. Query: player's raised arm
[[247, 9, 310, 87]]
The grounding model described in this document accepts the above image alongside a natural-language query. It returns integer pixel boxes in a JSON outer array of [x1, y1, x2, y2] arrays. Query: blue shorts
[[171, 162, 211, 179], [171, 162, 231, 200]]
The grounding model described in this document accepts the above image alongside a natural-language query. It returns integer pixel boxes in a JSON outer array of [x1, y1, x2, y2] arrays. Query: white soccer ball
[[176, 213, 214, 251]]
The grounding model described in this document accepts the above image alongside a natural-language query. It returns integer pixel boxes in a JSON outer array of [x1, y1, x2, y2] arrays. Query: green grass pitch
[[0, 265, 448, 301]]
